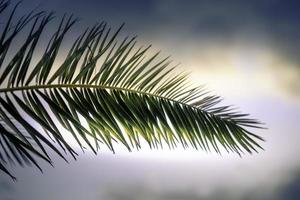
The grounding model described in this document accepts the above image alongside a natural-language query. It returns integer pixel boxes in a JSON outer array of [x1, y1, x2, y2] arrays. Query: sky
[[1, 0, 300, 199]]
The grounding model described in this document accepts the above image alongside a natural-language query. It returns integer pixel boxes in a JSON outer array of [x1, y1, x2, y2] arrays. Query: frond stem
[[0, 84, 194, 108]]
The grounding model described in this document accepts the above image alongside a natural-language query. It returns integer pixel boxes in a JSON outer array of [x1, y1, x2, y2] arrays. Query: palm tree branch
[[0, 0, 265, 180]]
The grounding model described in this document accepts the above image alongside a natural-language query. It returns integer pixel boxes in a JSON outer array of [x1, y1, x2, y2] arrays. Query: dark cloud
[[9, 0, 300, 64], [101, 183, 207, 200], [0, 180, 13, 192], [18, 0, 300, 37], [0, 176, 15, 200], [17, 0, 299, 97], [99, 181, 285, 200], [100, 170, 300, 200], [276, 170, 300, 200]]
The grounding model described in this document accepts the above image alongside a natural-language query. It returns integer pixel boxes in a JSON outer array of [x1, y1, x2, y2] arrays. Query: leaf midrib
[[0, 84, 195, 109]]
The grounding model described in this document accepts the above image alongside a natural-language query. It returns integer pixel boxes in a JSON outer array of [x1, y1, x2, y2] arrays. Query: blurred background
[[1, 0, 300, 199]]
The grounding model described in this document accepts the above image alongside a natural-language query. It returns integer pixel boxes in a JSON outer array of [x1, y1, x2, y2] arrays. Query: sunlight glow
[[187, 45, 279, 98]]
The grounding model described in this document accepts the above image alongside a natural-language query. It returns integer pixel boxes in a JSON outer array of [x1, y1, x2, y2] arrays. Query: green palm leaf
[[0, 0, 264, 180]]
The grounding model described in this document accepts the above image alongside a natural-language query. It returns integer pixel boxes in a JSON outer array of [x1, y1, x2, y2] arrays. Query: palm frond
[[0, 0, 265, 180]]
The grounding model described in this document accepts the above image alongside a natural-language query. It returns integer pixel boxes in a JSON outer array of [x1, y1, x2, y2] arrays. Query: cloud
[[98, 179, 287, 200], [0, 180, 13, 192], [0, 176, 15, 200], [98, 165, 300, 200], [152, 0, 300, 99], [100, 184, 202, 200], [276, 170, 300, 200], [8, 0, 300, 99]]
